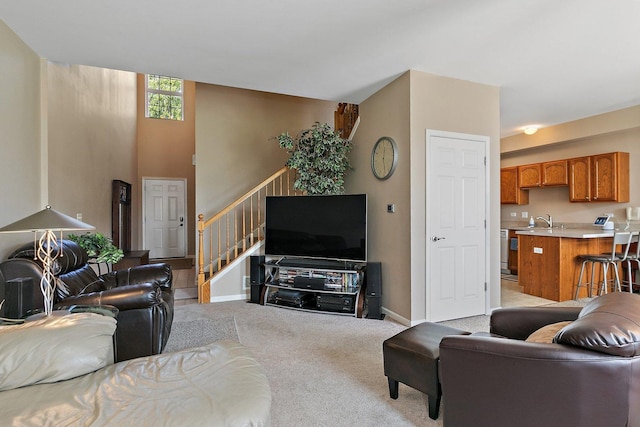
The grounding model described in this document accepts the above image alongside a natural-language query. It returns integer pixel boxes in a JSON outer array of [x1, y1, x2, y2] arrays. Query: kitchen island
[[515, 227, 616, 301]]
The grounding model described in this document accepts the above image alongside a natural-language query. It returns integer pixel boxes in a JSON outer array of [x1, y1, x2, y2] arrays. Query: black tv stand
[[273, 257, 359, 271], [262, 259, 366, 317]]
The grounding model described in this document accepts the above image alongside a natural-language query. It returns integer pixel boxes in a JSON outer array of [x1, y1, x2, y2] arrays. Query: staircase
[[196, 103, 359, 303], [196, 167, 300, 302]]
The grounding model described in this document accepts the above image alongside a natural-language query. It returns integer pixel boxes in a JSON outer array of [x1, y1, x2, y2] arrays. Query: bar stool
[[574, 231, 634, 299], [623, 232, 640, 293]]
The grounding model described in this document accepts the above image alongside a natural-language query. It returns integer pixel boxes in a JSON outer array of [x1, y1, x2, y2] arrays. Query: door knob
[[431, 236, 446, 242]]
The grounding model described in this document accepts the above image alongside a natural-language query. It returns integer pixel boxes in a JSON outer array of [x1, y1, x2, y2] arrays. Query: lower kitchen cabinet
[[518, 234, 612, 301]]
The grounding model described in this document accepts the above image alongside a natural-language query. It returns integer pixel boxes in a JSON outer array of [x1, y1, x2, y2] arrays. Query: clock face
[[371, 137, 397, 180]]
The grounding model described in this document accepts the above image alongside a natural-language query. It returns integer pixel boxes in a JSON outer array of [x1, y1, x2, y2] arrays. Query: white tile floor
[[501, 274, 555, 307]]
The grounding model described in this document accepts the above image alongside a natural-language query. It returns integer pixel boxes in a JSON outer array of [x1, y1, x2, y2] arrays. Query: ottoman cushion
[[383, 322, 469, 419], [384, 322, 469, 396]]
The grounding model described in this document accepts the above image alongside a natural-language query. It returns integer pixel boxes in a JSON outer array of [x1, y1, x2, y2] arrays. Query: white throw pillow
[[0, 312, 116, 391]]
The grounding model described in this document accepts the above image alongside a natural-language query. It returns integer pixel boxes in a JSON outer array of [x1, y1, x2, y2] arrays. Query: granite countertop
[[502, 221, 640, 238], [514, 227, 615, 238]]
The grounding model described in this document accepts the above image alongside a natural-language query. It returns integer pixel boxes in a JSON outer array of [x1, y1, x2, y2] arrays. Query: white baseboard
[[381, 307, 412, 326], [210, 293, 249, 303]]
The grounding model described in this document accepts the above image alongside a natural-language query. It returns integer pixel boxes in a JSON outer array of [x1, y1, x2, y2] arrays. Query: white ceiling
[[2, 0, 639, 136]]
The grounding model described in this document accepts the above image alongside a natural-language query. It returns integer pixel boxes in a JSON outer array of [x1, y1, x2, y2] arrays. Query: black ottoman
[[383, 322, 470, 420]]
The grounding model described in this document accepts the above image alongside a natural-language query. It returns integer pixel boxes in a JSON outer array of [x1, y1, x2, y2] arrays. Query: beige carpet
[[171, 298, 590, 427], [163, 316, 238, 353], [173, 301, 431, 426]]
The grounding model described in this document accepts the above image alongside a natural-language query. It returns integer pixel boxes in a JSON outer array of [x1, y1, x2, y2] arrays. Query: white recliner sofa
[[0, 313, 271, 426]]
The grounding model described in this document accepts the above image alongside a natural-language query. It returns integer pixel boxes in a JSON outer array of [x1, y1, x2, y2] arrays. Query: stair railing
[[197, 166, 299, 303]]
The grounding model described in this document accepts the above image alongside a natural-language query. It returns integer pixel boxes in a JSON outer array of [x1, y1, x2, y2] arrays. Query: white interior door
[[143, 178, 187, 259], [427, 130, 487, 322]]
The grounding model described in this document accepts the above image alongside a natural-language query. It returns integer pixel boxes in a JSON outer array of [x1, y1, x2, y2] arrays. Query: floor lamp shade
[[0, 206, 94, 316]]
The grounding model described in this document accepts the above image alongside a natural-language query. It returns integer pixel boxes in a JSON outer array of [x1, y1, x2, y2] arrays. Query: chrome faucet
[[536, 214, 553, 228]]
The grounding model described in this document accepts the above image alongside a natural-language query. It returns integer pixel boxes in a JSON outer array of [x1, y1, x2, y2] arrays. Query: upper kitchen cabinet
[[569, 152, 629, 202], [519, 160, 568, 188], [568, 156, 591, 202], [517, 163, 541, 188], [501, 167, 529, 205], [541, 160, 568, 186]]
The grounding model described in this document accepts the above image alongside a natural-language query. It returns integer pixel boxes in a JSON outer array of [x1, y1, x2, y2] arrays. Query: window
[[145, 74, 184, 120]]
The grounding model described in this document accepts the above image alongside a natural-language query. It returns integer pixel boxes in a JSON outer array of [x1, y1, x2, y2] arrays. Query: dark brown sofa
[[439, 292, 640, 427], [0, 240, 173, 362]]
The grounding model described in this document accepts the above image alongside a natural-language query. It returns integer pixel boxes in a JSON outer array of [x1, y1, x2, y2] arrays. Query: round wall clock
[[371, 136, 398, 180]]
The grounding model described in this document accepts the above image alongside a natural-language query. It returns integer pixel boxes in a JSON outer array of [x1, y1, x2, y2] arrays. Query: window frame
[[145, 74, 184, 121]]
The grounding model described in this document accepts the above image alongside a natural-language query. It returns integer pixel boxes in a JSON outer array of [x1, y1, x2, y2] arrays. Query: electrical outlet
[[510, 212, 517, 217], [243, 276, 250, 289], [76, 213, 82, 221], [522, 211, 528, 218]]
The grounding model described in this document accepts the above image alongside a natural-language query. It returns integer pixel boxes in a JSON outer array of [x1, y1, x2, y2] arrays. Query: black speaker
[[365, 262, 384, 319], [0, 277, 34, 319], [249, 255, 265, 304]]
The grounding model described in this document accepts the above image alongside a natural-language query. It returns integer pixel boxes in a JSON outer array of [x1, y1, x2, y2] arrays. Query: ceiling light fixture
[[523, 126, 539, 135]]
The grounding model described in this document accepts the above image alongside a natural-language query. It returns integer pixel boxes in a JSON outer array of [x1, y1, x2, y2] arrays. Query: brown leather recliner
[[439, 292, 640, 427], [0, 240, 174, 362]]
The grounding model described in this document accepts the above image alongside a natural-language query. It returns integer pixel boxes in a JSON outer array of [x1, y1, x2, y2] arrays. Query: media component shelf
[[262, 261, 366, 317]]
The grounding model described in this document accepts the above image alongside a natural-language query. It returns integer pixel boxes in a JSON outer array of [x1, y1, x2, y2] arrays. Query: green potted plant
[[68, 232, 124, 264], [275, 122, 353, 195]]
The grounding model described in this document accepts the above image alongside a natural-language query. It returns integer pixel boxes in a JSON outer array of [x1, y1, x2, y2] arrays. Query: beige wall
[[47, 63, 138, 243], [0, 21, 42, 257], [501, 105, 640, 154], [195, 83, 336, 298], [350, 70, 501, 323], [347, 73, 412, 320], [0, 20, 138, 257], [501, 108, 640, 226], [410, 71, 501, 320], [136, 75, 196, 255]]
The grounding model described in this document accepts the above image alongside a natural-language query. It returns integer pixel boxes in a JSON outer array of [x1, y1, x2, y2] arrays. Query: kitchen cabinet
[[541, 160, 568, 186], [518, 234, 612, 301], [508, 230, 518, 274], [517, 163, 541, 188], [500, 167, 529, 205], [569, 152, 629, 202], [568, 156, 591, 201], [592, 152, 629, 201]]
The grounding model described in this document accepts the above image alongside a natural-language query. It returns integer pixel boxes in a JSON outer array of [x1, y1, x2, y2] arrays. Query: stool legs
[[575, 260, 593, 299], [624, 259, 640, 293], [575, 259, 625, 299]]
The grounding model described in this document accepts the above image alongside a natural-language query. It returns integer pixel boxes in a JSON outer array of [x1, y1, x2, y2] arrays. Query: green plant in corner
[[275, 122, 353, 195], [68, 232, 124, 264]]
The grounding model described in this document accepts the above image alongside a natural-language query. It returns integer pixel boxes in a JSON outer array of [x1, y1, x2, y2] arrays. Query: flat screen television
[[265, 194, 367, 263]]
